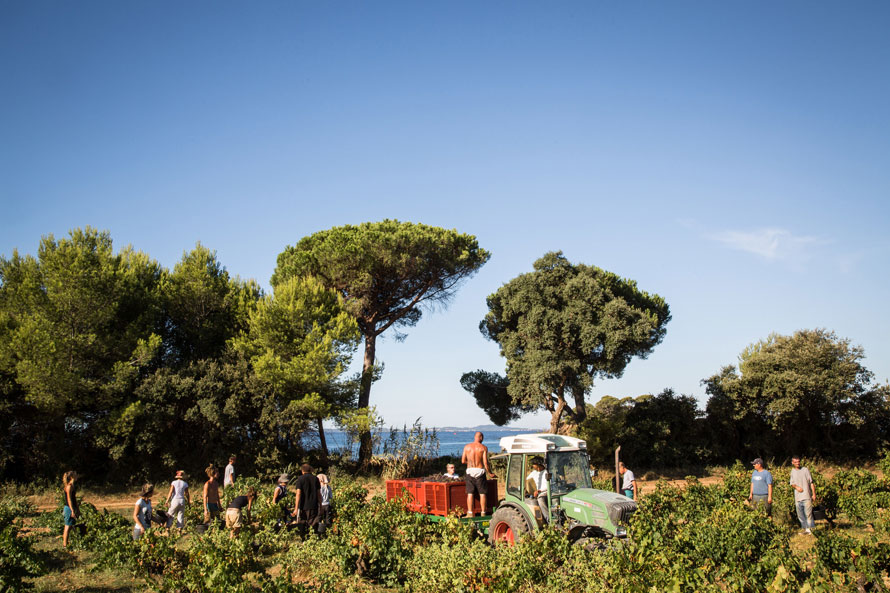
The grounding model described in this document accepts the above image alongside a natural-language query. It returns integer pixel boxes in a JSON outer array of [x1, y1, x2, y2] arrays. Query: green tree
[[0, 228, 163, 476], [703, 329, 890, 460], [574, 395, 635, 463], [161, 243, 260, 365], [476, 251, 670, 434], [233, 276, 361, 464], [272, 220, 490, 464], [459, 370, 528, 426], [618, 389, 705, 468]]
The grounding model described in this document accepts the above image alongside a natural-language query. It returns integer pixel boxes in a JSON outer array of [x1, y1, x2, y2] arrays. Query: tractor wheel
[[488, 507, 530, 546]]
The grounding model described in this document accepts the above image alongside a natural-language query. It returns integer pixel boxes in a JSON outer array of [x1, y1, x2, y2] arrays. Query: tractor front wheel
[[488, 507, 530, 546]]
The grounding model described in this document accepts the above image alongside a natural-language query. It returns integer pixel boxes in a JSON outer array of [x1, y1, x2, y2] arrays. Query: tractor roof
[[497, 433, 587, 454]]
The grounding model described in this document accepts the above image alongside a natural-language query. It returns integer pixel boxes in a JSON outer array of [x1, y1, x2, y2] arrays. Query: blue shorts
[[622, 489, 634, 499], [206, 502, 220, 513], [63, 505, 76, 527]]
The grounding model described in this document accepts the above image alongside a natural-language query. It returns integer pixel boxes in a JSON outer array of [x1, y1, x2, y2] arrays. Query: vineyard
[[4, 461, 890, 593]]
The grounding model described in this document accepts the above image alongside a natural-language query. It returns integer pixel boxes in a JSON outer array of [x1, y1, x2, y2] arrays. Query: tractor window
[[547, 451, 593, 495], [507, 454, 523, 499]]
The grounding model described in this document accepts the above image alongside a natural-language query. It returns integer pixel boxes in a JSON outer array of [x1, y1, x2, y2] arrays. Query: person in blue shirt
[[747, 458, 773, 516]]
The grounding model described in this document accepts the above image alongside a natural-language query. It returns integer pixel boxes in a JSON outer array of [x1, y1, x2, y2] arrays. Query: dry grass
[[24, 536, 143, 593]]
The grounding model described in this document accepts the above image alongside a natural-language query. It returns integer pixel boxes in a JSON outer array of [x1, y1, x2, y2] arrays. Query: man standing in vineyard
[[790, 456, 816, 534], [224, 455, 236, 488], [748, 458, 773, 516], [462, 432, 493, 517], [293, 463, 321, 535], [618, 462, 637, 500]]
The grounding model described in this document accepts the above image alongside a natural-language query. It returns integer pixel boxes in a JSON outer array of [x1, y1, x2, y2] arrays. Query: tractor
[[487, 433, 637, 545]]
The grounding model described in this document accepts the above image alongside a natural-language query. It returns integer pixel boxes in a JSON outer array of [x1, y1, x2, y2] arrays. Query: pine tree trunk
[[358, 335, 377, 467]]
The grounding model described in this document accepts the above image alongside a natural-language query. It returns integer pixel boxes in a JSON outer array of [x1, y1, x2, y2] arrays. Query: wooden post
[[614, 446, 621, 493]]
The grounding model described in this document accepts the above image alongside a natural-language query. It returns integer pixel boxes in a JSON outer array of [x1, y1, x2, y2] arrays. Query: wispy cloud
[[707, 228, 823, 262]]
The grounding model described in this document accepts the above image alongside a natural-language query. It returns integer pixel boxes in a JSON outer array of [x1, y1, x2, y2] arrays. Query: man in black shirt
[[292, 463, 321, 533]]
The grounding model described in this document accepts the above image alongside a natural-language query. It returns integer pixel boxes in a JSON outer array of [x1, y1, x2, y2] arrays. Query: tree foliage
[[702, 329, 890, 460], [575, 390, 704, 467], [459, 370, 532, 426], [476, 251, 670, 433], [0, 228, 360, 481], [272, 219, 490, 464], [233, 276, 361, 463]]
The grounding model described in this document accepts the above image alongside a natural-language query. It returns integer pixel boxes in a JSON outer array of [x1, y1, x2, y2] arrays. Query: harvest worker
[[444, 463, 459, 478], [272, 473, 291, 522], [133, 483, 153, 540], [526, 458, 550, 523], [747, 458, 773, 516], [61, 470, 80, 547], [618, 462, 637, 500], [224, 455, 236, 488], [165, 470, 190, 530], [203, 466, 221, 523], [461, 431, 493, 517], [226, 487, 257, 538], [790, 456, 816, 534], [318, 473, 333, 532], [293, 463, 321, 534]]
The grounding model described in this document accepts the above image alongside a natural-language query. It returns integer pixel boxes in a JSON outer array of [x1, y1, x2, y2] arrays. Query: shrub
[[831, 468, 888, 525], [379, 420, 440, 480], [0, 496, 44, 592]]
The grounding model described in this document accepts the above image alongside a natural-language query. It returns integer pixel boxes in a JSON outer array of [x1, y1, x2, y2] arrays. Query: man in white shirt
[[526, 458, 550, 524], [790, 456, 817, 534], [224, 455, 236, 488], [619, 462, 636, 500]]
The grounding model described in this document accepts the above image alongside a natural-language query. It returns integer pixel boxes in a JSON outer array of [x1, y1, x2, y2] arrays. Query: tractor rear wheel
[[488, 506, 530, 545]]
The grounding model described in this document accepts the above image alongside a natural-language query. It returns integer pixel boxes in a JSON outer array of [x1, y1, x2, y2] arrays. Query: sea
[[321, 426, 542, 458]]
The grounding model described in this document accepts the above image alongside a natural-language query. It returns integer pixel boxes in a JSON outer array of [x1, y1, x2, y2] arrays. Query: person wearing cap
[[133, 483, 154, 540], [61, 470, 80, 547], [747, 458, 773, 516], [203, 466, 221, 523], [165, 470, 190, 530], [526, 458, 550, 523], [272, 473, 291, 522], [619, 462, 637, 500], [790, 456, 816, 534]]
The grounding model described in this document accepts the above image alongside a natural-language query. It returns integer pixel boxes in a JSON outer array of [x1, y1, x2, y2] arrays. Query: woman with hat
[[272, 474, 291, 522], [165, 470, 190, 530], [61, 470, 80, 547], [133, 483, 154, 540]]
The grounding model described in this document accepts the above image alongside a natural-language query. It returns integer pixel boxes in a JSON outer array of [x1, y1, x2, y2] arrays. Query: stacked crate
[[385, 478, 498, 516]]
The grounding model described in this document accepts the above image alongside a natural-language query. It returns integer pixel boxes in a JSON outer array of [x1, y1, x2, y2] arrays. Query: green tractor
[[488, 433, 636, 545]]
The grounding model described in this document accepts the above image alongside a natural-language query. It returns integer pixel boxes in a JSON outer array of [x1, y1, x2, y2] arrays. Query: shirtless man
[[461, 432, 493, 517], [203, 466, 221, 523]]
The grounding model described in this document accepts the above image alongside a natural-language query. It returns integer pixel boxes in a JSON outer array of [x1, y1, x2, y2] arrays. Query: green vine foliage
[[0, 496, 44, 592], [11, 464, 890, 593]]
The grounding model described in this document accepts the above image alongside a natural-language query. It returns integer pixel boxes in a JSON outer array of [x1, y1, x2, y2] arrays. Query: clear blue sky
[[2, 1, 889, 428]]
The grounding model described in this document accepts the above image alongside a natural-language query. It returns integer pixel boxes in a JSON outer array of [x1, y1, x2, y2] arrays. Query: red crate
[[386, 478, 497, 516]]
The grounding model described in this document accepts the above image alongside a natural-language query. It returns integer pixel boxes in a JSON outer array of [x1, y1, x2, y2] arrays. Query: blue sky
[[2, 1, 889, 428]]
